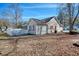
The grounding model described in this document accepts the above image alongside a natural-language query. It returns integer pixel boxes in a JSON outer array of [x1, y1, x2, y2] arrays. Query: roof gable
[[41, 16, 62, 26], [41, 16, 54, 23], [28, 16, 62, 26], [29, 18, 47, 25]]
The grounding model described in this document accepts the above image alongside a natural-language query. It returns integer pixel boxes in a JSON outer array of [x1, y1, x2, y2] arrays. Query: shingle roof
[[29, 18, 47, 25], [41, 16, 54, 23], [41, 16, 62, 27], [29, 16, 62, 26]]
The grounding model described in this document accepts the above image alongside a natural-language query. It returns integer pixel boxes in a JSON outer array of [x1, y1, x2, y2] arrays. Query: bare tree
[[67, 3, 79, 34], [1, 3, 22, 28], [57, 4, 69, 28], [58, 3, 79, 34], [10, 4, 22, 28], [57, 5, 64, 28]]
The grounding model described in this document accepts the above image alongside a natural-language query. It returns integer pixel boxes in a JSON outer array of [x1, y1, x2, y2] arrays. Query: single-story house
[[23, 16, 63, 35]]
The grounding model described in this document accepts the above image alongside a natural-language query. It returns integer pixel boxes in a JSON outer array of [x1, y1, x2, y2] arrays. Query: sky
[[0, 3, 59, 21]]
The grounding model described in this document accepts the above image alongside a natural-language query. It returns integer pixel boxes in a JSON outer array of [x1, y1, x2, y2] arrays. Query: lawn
[[0, 33, 79, 56]]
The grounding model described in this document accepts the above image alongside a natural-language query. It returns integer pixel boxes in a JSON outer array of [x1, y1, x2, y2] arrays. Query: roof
[[28, 16, 62, 26], [29, 18, 47, 25], [41, 16, 54, 23]]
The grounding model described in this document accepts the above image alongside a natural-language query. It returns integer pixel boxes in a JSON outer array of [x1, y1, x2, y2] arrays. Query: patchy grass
[[0, 36, 10, 40], [0, 32, 10, 40]]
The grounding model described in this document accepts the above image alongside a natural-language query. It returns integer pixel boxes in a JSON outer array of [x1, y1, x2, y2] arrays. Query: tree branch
[[72, 4, 79, 25]]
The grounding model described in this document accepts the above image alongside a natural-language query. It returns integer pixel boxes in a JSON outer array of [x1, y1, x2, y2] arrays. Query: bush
[[69, 30, 79, 35]]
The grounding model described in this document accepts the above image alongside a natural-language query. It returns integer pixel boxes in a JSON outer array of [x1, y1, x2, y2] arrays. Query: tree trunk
[[67, 3, 73, 34]]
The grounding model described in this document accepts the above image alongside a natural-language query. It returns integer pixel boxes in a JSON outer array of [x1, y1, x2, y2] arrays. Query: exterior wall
[[26, 18, 63, 35], [36, 25, 47, 35], [36, 25, 41, 35], [56, 26, 63, 32], [28, 20, 37, 34], [47, 18, 63, 33], [41, 25, 47, 35], [28, 20, 47, 35]]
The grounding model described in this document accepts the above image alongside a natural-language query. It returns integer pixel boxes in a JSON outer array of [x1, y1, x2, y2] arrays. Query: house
[[42, 16, 63, 33], [24, 16, 63, 35], [26, 18, 47, 35]]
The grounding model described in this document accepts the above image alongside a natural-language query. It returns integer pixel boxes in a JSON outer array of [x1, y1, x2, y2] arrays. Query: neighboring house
[[24, 16, 63, 35]]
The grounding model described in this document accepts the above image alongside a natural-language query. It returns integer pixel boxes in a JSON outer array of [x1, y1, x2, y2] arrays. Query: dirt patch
[[0, 34, 79, 56]]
